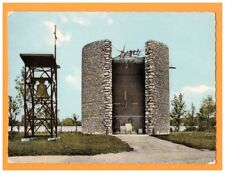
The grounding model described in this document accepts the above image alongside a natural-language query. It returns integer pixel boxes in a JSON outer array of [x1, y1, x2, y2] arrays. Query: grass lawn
[[155, 131, 215, 150], [8, 132, 133, 156]]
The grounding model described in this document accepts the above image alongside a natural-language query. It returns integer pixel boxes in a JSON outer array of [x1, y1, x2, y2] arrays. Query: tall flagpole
[[54, 25, 57, 59], [54, 24, 58, 137]]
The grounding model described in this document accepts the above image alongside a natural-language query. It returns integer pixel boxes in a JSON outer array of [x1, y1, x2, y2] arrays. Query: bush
[[8, 132, 20, 140], [185, 126, 197, 131]]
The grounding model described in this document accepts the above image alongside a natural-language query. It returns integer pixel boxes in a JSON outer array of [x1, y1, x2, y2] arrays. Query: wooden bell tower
[[20, 54, 58, 138], [20, 25, 58, 138]]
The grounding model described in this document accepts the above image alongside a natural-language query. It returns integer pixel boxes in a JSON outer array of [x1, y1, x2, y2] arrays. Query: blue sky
[[8, 12, 215, 120]]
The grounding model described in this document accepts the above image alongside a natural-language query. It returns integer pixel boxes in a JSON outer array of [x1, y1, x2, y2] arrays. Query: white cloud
[[44, 21, 71, 46], [65, 69, 81, 90], [99, 12, 114, 26], [72, 12, 113, 27], [181, 85, 215, 95], [58, 14, 68, 23], [73, 16, 91, 27], [106, 18, 113, 26]]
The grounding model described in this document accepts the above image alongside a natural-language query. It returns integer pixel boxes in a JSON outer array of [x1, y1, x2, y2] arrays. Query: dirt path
[[8, 135, 215, 164]]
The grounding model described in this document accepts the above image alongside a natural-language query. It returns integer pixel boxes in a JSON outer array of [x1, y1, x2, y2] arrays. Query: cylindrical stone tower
[[82, 40, 112, 134], [145, 40, 170, 135], [82, 39, 170, 135]]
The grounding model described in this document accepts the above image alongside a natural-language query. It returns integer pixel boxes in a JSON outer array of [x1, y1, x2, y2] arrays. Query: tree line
[[170, 93, 216, 132]]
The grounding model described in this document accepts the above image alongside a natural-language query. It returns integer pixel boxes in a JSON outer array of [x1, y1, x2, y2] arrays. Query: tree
[[170, 93, 186, 131], [8, 96, 20, 132], [14, 68, 25, 108], [76, 120, 81, 126], [197, 96, 216, 131], [61, 118, 74, 126], [73, 113, 79, 132], [19, 115, 25, 126], [183, 103, 197, 131], [12, 68, 25, 127], [57, 118, 62, 126]]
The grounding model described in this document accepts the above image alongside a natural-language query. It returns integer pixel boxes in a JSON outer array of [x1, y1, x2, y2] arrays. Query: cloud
[[99, 12, 114, 26], [181, 85, 215, 95], [44, 21, 71, 46], [65, 69, 81, 90], [73, 16, 91, 27], [58, 14, 68, 23], [72, 13, 113, 27], [106, 18, 113, 26]]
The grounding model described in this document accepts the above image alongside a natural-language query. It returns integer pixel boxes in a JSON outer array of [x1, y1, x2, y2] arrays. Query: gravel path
[[8, 135, 215, 164]]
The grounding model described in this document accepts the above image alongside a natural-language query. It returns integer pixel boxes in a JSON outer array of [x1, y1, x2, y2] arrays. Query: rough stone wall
[[82, 40, 112, 134], [145, 40, 170, 135]]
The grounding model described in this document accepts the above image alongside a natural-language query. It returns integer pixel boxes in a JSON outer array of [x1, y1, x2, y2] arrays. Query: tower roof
[[20, 53, 57, 67]]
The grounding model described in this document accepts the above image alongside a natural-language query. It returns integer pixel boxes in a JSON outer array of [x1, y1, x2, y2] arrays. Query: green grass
[[8, 132, 133, 156], [155, 131, 216, 150]]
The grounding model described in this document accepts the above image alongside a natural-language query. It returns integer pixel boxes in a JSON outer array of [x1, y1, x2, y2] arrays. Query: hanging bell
[[36, 78, 49, 98]]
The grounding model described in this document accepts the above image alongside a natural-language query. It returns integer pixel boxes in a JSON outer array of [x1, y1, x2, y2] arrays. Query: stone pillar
[[82, 40, 112, 134], [145, 40, 170, 135]]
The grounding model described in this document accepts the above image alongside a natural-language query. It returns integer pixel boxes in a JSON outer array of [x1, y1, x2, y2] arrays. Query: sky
[[8, 12, 215, 120]]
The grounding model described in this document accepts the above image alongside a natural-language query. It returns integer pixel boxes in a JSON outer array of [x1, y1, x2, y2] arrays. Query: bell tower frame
[[20, 54, 58, 138]]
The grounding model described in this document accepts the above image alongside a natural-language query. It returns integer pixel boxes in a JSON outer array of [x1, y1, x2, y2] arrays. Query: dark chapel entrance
[[112, 56, 145, 134]]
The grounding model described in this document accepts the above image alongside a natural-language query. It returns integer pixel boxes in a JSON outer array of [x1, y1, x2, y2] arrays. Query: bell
[[36, 78, 49, 98]]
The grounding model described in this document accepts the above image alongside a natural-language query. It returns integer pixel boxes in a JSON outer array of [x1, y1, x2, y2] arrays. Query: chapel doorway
[[112, 56, 145, 134]]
